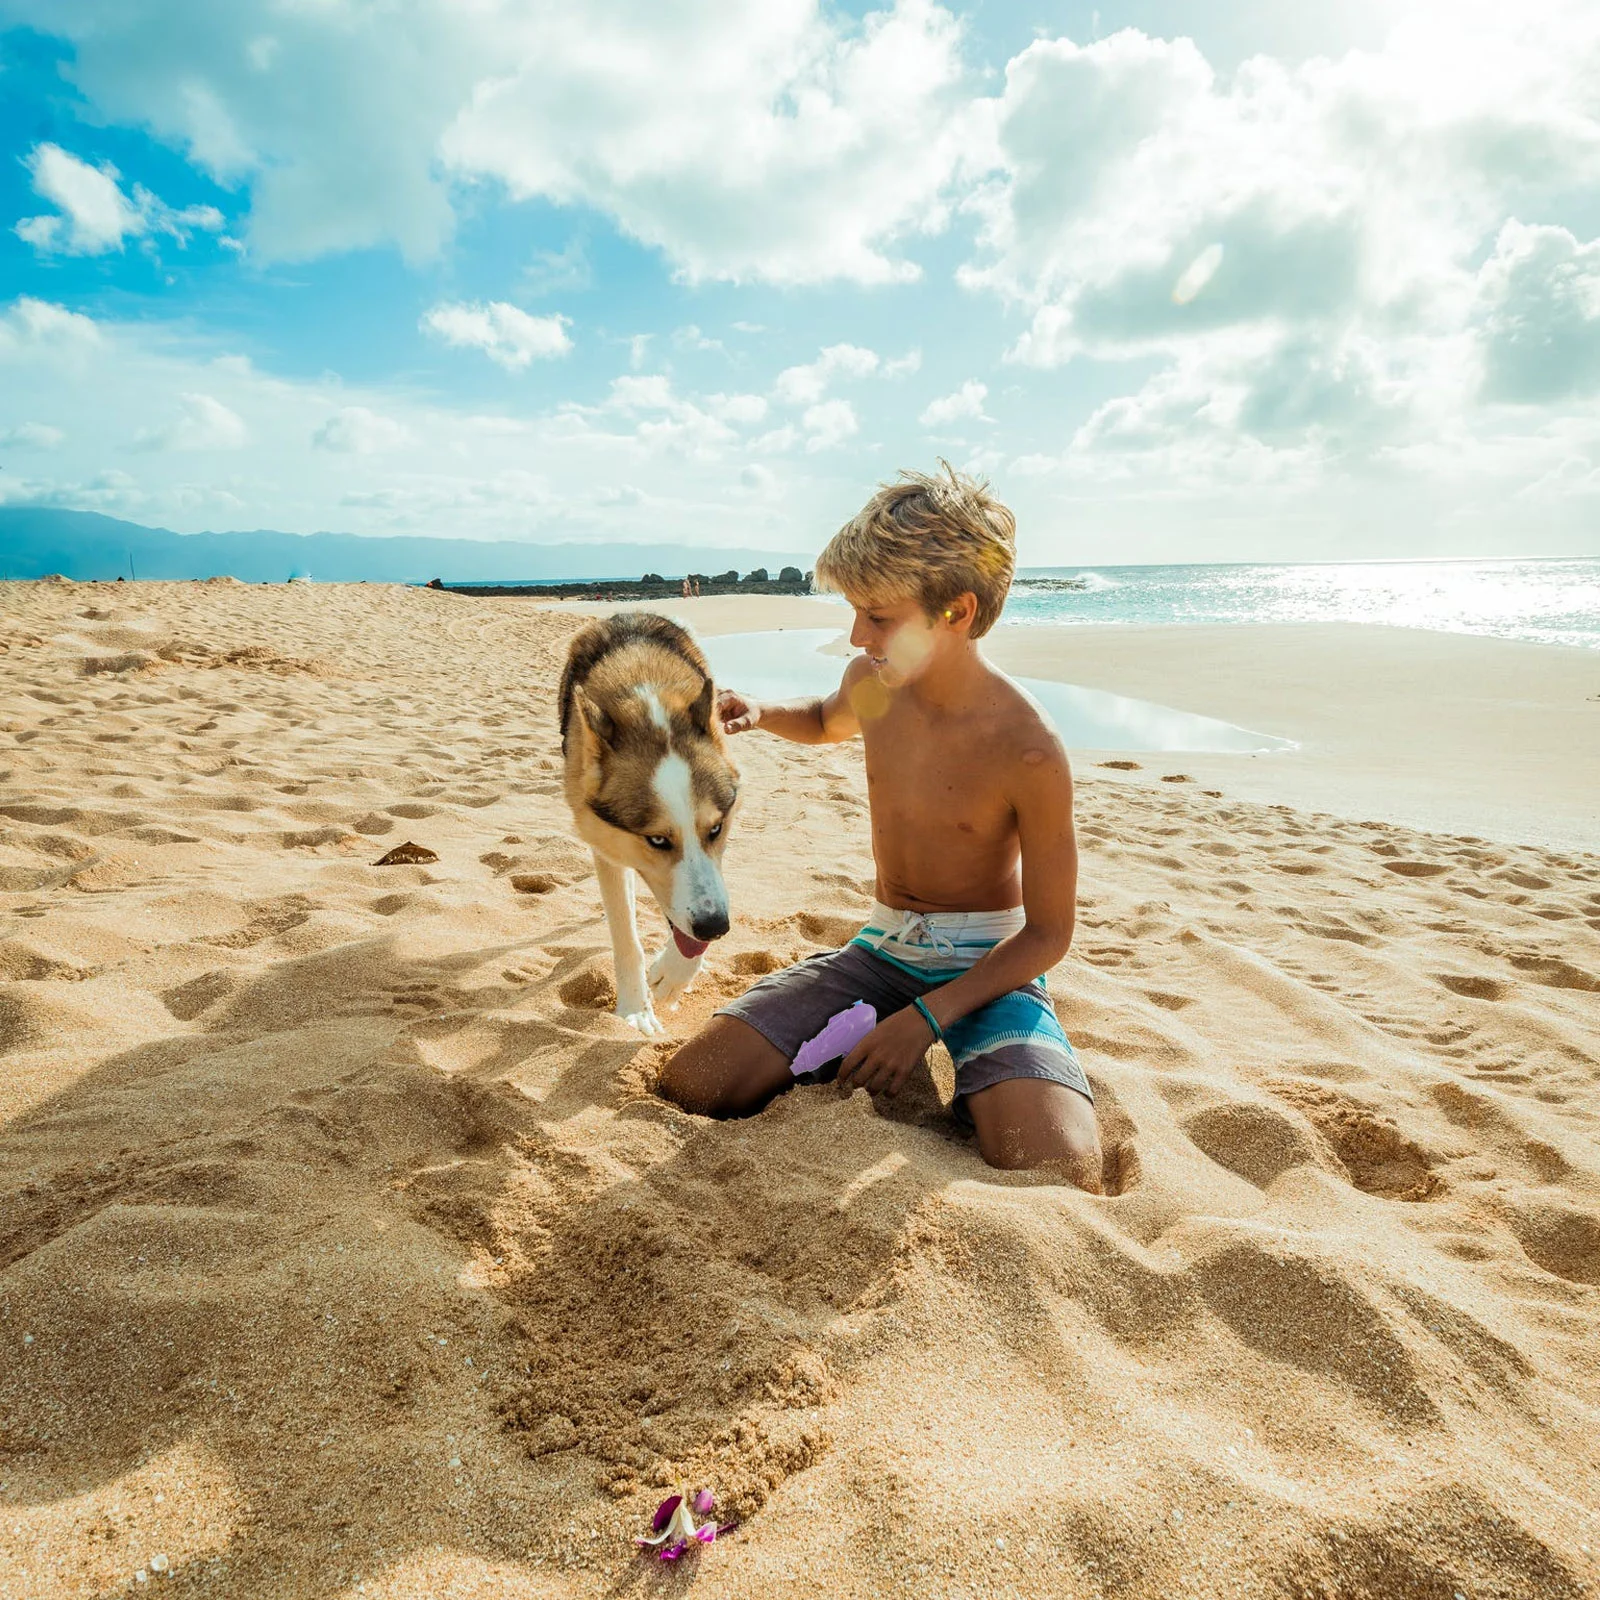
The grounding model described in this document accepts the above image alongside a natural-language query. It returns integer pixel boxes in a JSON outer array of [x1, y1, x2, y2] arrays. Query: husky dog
[[559, 613, 739, 1033]]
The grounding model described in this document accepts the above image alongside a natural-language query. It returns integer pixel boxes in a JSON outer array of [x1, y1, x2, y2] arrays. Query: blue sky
[[1, 0, 1597, 564]]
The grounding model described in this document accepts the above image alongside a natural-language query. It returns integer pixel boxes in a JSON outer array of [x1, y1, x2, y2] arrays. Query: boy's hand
[[836, 1006, 936, 1098], [717, 688, 762, 735]]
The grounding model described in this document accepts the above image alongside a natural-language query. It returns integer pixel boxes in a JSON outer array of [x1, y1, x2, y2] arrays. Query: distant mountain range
[[0, 508, 815, 585]]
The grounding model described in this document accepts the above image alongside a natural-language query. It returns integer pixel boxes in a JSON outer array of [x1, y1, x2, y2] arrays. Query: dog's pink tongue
[[672, 927, 710, 960]]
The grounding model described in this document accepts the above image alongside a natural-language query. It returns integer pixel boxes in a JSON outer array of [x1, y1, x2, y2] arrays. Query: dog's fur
[[559, 613, 740, 1033]]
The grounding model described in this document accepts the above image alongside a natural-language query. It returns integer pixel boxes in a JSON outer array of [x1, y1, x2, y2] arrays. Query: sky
[[0, 0, 1598, 566]]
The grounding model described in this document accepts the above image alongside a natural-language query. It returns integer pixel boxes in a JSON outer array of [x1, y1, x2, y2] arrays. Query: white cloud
[[802, 398, 859, 451], [919, 380, 991, 428], [521, 235, 592, 295], [441, 0, 971, 285], [15, 143, 224, 256], [963, 8, 1600, 369], [420, 301, 572, 370], [0, 296, 853, 545], [16, 145, 140, 254], [1474, 221, 1600, 404], [0, 296, 102, 356], [0, 422, 65, 449], [134, 392, 249, 452], [16, 0, 970, 281], [13, 6, 480, 264], [775, 343, 881, 405], [312, 406, 414, 454], [573, 373, 742, 459], [673, 324, 726, 355], [708, 393, 769, 426], [934, 2, 1600, 531]]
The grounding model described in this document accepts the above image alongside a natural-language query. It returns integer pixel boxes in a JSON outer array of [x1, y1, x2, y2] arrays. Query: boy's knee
[[655, 1017, 790, 1118], [975, 1107, 1103, 1191]]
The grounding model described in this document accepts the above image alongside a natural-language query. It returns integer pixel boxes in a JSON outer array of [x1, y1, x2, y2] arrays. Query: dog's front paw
[[617, 1001, 665, 1036], [648, 943, 702, 1008]]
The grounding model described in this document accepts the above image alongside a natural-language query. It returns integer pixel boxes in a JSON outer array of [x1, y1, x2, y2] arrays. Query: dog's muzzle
[[674, 910, 729, 958]]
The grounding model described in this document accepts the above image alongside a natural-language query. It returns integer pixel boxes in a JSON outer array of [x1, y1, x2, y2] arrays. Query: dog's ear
[[689, 673, 715, 733], [574, 685, 615, 751]]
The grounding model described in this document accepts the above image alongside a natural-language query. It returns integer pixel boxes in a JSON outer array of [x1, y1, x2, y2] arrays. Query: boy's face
[[847, 594, 943, 688]]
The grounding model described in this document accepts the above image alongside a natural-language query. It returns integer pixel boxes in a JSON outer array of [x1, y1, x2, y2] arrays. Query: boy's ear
[[943, 591, 979, 631]]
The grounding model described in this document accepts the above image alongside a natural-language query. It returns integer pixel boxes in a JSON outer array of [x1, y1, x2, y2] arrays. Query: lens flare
[[848, 672, 892, 722], [883, 619, 935, 680], [1172, 243, 1223, 305]]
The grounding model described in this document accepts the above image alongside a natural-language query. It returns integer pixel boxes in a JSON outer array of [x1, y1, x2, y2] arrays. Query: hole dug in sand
[[1267, 1081, 1441, 1201], [509, 873, 561, 895], [485, 1092, 943, 1515]]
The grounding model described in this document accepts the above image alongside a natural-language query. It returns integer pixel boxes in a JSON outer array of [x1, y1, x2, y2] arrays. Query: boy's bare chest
[[860, 714, 1013, 831]]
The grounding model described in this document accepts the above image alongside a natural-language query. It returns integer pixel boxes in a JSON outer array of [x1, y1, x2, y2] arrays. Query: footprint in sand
[[1181, 1098, 1338, 1189], [1383, 860, 1450, 878], [509, 873, 561, 894], [1503, 1199, 1600, 1285], [1505, 953, 1600, 992], [732, 949, 782, 975], [1268, 1082, 1440, 1201], [1097, 760, 1141, 770], [1434, 973, 1508, 1001], [793, 910, 861, 945]]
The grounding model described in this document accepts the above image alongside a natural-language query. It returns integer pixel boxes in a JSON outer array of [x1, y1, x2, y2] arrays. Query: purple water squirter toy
[[791, 1001, 877, 1076]]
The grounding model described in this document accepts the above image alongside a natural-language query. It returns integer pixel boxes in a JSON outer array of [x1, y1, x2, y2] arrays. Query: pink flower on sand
[[635, 1487, 739, 1560]]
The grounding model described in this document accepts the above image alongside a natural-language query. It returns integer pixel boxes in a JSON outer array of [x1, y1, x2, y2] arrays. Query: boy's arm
[[719, 656, 867, 745], [837, 738, 1077, 1096]]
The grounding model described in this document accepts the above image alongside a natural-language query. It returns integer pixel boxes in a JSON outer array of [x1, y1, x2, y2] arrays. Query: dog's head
[[569, 671, 739, 953]]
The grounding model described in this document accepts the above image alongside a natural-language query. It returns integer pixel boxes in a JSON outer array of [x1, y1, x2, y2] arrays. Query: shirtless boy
[[657, 466, 1101, 1192]]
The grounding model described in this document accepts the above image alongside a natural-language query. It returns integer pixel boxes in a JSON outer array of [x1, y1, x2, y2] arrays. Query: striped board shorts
[[717, 901, 1092, 1119]]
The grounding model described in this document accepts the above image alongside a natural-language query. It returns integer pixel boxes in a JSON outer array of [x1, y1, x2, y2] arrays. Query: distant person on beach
[[682, 577, 691, 599], [658, 466, 1099, 1189], [693, 578, 701, 597]]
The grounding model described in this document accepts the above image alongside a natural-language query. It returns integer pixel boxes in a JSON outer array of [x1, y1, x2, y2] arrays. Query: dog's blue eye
[[646, 835, 672, 851], [707, 822, 722, 841]]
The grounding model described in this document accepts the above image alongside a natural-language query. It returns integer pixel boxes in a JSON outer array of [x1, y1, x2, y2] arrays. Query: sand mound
[[1, 579, 1597, 1599]]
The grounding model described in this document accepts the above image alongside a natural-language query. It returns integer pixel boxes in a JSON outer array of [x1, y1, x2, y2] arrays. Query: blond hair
[[814, 462, 1017, 638]]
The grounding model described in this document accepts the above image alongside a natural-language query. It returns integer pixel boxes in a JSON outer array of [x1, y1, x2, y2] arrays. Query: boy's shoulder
[[983, 663, 1073, 776]]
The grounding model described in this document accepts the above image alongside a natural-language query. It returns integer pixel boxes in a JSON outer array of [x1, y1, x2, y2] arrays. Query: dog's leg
[[593, 852, 662, 1035], [647, 942, 703, 1010]]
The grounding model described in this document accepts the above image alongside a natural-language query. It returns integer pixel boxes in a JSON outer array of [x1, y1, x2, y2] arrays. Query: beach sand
[[2, 580, 1598, 1599]]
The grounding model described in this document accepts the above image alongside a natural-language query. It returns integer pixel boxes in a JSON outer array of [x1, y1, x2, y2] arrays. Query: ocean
[[997, 556, 1600, 650]]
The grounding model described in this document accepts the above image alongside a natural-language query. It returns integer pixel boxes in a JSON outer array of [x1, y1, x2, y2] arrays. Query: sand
[[2, 579, 1598, 1600]]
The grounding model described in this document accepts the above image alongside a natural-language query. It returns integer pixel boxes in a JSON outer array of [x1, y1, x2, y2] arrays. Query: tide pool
[[700, 630, 1294, 755]]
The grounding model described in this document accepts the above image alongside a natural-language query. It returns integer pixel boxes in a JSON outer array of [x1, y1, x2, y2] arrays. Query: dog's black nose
[[691, 910, 730, 942]]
